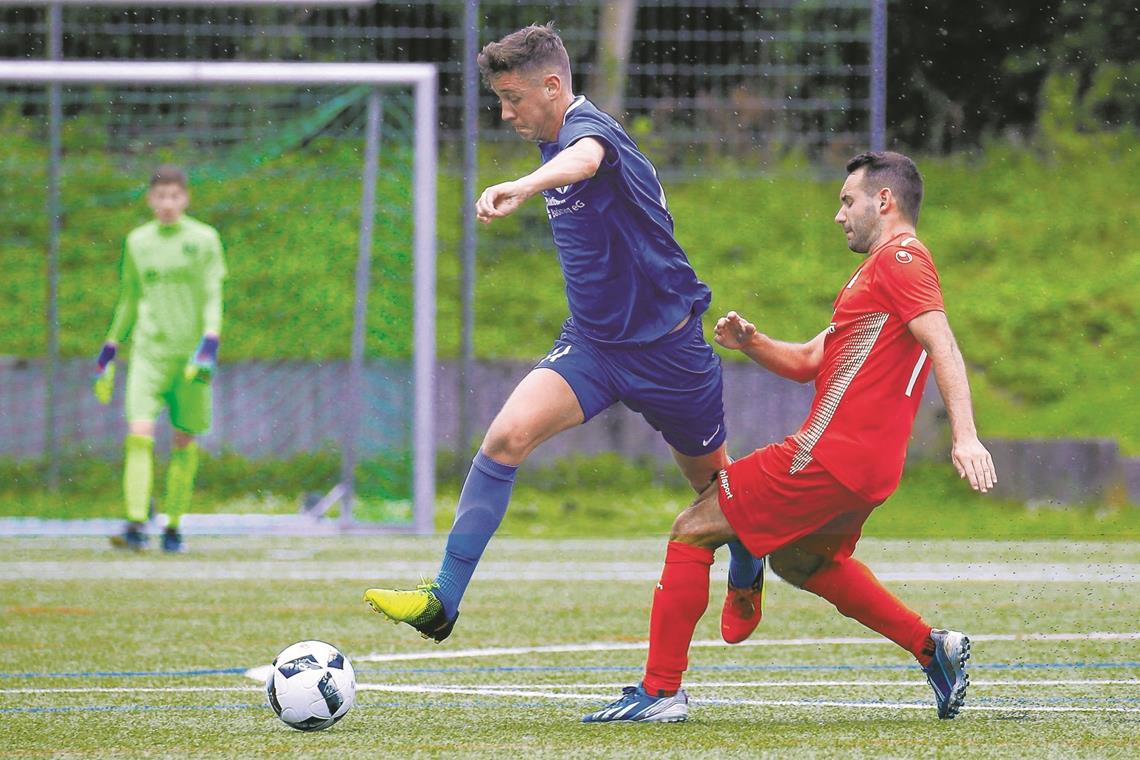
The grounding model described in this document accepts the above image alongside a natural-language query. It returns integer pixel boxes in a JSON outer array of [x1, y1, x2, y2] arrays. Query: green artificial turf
[[2, 536, 1138, 758]]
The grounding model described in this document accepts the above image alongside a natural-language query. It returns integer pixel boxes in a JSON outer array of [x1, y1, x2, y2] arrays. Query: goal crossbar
[[0, 59, 436, 86], [0, 59, 438, 534]]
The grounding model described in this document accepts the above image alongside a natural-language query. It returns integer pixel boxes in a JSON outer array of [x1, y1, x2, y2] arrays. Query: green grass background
[[2, 113, 1137, 531], [1, 118, 1136, 451]]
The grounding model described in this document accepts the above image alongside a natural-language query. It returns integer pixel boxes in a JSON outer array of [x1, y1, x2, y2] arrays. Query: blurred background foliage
[[888, 0, 1136, 149]]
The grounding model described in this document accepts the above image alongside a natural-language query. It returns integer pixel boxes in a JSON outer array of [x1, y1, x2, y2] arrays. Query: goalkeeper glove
[[184, 335, 220, 384], [93, 342, 117, 405]]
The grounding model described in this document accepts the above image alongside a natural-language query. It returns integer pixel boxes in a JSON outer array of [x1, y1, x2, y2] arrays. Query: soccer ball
[[265, 640, 356, 731]]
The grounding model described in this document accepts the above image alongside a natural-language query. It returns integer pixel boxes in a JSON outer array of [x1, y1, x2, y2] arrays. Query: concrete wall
[[985, 438, 1127, 506], [2, 357, 1134, 505]]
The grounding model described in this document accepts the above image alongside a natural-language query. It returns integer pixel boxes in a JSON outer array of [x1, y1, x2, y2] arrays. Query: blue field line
[[4, 695, 1135, 717], [974, 695, 1140, 704], [362, 661, 1140, 676], [0, 703, 259, 715], [4, 661, 1138, 680], [2, 667, 248, 679], [0, 701, 550, 716]]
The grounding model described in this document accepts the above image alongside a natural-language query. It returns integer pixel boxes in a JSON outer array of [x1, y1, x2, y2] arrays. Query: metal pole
[[342, 90, 382, 528], [45, 2, 62, 491], [412, 72, 438, 535], [870, 0, 887, 151], [457, 0, 479, 478]]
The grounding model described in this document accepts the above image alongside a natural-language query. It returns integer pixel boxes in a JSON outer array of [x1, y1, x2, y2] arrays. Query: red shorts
[[717, 439, 881, 561]]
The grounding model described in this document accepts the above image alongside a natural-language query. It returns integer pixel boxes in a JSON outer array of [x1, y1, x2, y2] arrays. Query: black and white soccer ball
[[265, 640, 356, 731]]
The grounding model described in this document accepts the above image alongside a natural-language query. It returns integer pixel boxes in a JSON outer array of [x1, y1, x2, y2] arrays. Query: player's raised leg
[[364, 367, 585, 641], [773, 545, 969, 719], [584, 484, 735, 722]]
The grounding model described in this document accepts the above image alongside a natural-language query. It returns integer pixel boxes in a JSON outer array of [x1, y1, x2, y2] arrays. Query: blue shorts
[[535, 316, 726, 457]]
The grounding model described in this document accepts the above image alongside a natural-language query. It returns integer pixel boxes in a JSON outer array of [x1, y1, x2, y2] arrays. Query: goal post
[[0, 60, 437, 534]]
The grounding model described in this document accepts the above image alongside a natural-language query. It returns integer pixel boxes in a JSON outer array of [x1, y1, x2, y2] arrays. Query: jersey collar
[[562, 95, 586, 125]]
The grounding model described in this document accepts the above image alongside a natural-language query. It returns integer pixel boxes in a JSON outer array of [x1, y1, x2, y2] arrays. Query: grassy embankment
[[2, 116, 1136, 532]]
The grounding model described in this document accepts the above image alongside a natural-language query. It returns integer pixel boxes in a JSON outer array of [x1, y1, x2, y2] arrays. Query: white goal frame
[[0, 60, 438, 534]]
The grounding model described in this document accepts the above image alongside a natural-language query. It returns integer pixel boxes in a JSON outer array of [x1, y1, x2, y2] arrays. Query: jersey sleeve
[[201, 230, 226, 336], [105, 240, 140, 343], [560, 112, 620, 170], [874, 247, 945, 324]]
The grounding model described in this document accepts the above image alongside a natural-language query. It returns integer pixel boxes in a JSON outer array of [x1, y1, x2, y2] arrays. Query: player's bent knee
[[668, 496, 732, 549], [770, 548, 826, 588], [479, 426, 533, 466]]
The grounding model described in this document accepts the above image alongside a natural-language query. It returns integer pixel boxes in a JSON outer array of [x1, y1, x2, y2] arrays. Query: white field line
[[701, 699, 1140, 715], [367, 679, 1140, 689], [352, 631, 1140, 665], [1, 686, 259, 694], [4, 559, 1140, 582], [8, 678, 1138, 697], [353, 684, 1140, 714]]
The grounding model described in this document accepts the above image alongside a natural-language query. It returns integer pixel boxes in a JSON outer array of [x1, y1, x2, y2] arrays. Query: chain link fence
[[2, 0, 878, 171]]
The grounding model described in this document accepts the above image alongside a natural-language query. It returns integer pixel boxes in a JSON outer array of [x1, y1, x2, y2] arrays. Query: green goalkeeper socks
[[164, 442, 199, 530], [123, 434, 154, 524]]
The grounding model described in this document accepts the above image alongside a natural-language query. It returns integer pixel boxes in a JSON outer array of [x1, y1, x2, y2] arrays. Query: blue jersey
[[538, 97, 711, 345]]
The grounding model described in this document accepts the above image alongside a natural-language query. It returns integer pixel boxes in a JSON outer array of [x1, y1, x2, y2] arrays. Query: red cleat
[[720, 559, 766, 644]]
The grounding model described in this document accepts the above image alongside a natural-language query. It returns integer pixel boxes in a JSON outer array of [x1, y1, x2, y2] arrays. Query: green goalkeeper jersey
[[106, 215, 226, 360]]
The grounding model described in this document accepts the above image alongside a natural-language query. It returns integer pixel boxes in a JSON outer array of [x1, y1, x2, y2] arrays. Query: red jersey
[[789, 233, 945, 502]]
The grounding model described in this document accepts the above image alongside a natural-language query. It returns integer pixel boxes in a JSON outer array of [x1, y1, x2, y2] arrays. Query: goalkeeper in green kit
[[93, 165, 226, 552]]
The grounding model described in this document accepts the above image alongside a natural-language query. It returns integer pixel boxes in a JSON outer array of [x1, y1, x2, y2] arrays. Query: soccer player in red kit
[[583, 151, 997, 724]]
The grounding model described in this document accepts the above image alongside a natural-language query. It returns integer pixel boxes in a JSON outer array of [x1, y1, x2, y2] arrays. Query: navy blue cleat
[[161, 527, 184, 553], [110, 522, 147, 551], [923, 629, 970, 719], [582, 684, 689, 723]]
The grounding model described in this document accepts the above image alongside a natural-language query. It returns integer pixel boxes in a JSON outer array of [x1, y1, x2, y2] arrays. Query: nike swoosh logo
[[702, 425, 721, 447]]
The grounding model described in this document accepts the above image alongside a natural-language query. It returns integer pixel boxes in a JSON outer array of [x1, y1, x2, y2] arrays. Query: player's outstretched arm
[[476, 138, 606, 224], [105, 247, 140, 348], [714, 311, 825, 383], [95, 244, 141, 406], [907, 310, 997, 493]]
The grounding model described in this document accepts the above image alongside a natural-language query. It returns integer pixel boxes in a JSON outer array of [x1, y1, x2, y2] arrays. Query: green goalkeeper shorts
[[124, 353, 213, 434]]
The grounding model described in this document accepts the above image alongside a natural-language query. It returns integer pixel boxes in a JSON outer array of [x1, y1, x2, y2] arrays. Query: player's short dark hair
[[477, 23, 571, 88], [150, 164, 187, 189], [845, 151, 923, 224]]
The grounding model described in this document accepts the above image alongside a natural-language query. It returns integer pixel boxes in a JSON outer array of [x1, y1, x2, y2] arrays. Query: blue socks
[[726, 538, 764, 588], [434, 450, 518, 619]]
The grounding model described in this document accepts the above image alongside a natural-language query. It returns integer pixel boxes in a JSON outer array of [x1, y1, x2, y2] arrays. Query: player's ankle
[[915, 630, 936, 668], [641, 680, 677, 698]]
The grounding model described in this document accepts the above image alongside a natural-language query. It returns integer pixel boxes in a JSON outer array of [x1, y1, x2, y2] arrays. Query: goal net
[[0, 61, 437, 534]]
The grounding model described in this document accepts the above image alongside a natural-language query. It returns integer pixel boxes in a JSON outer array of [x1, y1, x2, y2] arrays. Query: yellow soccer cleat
[[363, 581, 458, 643]]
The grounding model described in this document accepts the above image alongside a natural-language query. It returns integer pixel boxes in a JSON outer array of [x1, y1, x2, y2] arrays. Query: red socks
[[802, 555, 934, 667], [642, 541, 714, 695], [640, 544, 934, 695]]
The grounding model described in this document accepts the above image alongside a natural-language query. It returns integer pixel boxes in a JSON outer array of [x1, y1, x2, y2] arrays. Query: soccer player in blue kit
[[364, 23, 764, 643]]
